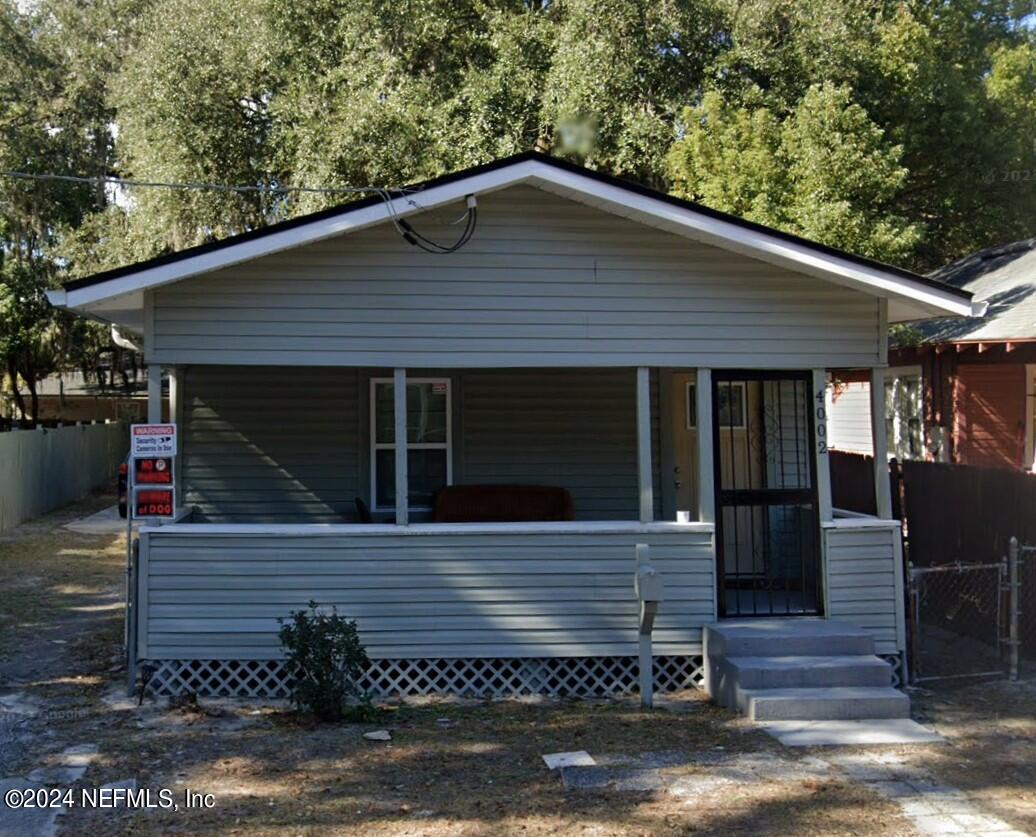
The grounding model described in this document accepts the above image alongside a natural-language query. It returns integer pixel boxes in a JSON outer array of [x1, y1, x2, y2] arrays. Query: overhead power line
[[0, 169, 392, 196], [0, 169, 479, 254]]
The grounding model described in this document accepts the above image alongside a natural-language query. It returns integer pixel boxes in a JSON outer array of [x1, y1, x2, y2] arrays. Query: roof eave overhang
[[51, 157, 975, 322]]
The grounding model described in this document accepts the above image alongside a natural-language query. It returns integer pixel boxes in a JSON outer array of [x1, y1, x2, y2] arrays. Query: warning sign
[[134, 457, 173, 484], [135, 489, 174, 518], [130, 424, 177, 457], [130, 424, 177, 519]]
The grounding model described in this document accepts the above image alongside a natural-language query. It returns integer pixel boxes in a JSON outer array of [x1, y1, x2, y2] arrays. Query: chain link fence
[[1018, 542, 1036, 677], [909, 561, 1008, 682]]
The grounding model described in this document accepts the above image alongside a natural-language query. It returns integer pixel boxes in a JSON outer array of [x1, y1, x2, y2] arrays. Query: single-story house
[[49, 152, 977, 700], [827, 238, 1036, 471]]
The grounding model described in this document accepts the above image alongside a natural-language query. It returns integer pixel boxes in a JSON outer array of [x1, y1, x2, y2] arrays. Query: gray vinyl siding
[[148, 185, 881, 369], [459, 368, 660, 521], [824, 524, 906, 654], [827, 382, 874, 456], [182, 366, 361, 522], [182, 365, 658, 523], [138, 527, 716, 660]]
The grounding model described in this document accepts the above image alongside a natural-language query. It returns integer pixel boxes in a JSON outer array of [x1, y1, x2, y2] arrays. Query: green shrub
[[278, 601, 370, 721]]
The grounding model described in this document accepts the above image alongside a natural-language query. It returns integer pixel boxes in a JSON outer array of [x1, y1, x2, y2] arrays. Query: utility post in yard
[[1008, 537, 1020, 682]]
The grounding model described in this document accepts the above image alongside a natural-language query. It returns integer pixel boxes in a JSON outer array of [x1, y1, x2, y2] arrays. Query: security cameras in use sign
[[130, 424, 177, 519], [130, 423, 177, 457]]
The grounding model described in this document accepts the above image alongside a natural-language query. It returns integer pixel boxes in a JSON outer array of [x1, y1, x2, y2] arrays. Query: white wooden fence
[[0, 422, 128, 532]]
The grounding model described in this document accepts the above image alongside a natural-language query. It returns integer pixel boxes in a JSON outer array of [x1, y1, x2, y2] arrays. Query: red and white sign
[[135, 489, 174, 518], [130, 424, 177, 457], [130, 424, 178, 519], [134, 457, 173, 484]]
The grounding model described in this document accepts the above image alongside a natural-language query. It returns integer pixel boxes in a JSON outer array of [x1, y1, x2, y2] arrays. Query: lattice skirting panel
[[142, 655, 706, 700], [880, 652, 906, 688]]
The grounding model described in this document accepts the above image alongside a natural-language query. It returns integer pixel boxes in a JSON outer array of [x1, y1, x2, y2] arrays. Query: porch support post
[[870, 367, 893, 518], [812, 369, 833, 521], [636, 367, 653, 523], [393, 368, 409, 526], [695, 369, 715, 523], [168, 367, 179, 425], [168, 367, 183, 500], [147, 364, 162, 423]]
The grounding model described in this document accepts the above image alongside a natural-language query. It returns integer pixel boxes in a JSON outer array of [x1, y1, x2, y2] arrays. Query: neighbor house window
[[371, 378, 451, 511], [686, 382, 746, 430], [884, 371, 923, 461]]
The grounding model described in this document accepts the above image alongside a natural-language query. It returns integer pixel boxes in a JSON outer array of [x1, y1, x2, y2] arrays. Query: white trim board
[[50, 158, 975, 323], [139, 519, 718, 536]]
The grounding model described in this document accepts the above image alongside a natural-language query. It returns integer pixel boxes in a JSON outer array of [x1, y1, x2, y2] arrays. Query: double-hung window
[[371, 378, 451, 511]]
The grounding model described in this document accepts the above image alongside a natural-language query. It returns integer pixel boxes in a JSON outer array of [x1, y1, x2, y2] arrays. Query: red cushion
[[432, 485, 575, 522]]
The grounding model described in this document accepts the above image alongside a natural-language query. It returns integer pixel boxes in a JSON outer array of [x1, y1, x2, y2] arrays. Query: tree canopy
[[2, 0, 1035, 418]]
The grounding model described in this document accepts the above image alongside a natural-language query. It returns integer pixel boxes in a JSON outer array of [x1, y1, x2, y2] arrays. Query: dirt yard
[[1, 496, 1034, 836]]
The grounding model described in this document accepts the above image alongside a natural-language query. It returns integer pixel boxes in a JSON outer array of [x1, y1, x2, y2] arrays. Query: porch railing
[[135, 521, 717, 664]]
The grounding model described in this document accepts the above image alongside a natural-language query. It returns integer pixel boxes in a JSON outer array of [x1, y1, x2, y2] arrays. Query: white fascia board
[[529, 170, 973, 319], [62, 162, 544, 309], [45, 288, 66, 307], [61, 157, 972, 318]]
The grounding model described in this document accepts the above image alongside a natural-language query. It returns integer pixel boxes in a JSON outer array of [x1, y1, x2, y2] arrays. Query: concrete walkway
[[551, 746, 1027, 836], [0, 744, 99, 837], [62, 505, 134, 536], [827, 752, 1024, 836]]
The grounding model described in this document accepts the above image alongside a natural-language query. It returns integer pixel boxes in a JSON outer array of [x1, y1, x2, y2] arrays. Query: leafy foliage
[[0, 0, 145, 419], [2, 0, 1036, 389], [668, 83, 922, 263], [278, 601, 371, 722], [82, 0, 1036, 273]]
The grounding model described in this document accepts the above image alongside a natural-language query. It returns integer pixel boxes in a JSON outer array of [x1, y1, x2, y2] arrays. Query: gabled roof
[[48, 151, 978, 327], [907, 238, 1036, 344]]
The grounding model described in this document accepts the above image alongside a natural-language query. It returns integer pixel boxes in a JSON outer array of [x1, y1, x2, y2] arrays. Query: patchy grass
[[0, 492, 124, 662], [64, 695, 911, 836], [911, 678, 1036, 834]]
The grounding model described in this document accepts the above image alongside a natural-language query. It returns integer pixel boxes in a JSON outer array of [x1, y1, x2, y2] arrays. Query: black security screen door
[[712, 371, 823, 617]]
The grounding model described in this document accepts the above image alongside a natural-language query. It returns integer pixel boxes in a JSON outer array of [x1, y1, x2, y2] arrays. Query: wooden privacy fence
[[0, 421, 128, 532], [899, 460, 1036, 567], [829, 451, 901, 520], [831, 451, 1035, 678]]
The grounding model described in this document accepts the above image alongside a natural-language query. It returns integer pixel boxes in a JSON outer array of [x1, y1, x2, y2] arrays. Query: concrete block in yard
[[541, 751, 594, 770], [101, 779, 138, 792], [560, 765, 664, 792]]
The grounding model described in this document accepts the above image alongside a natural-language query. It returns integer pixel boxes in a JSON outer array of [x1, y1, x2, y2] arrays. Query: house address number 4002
[[815, 389, 828, 454]]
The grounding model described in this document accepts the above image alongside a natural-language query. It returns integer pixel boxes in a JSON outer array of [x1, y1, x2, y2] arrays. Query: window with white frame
[[884, 370, 923, 461], [371, 378, 452, 511]]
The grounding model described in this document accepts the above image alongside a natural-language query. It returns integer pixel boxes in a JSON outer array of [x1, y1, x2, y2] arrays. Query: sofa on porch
[[431, 484, 575, 523]]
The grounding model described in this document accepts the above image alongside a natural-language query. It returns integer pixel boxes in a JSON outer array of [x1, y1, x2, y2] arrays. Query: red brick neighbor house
[[828, 238, 1036, 471]]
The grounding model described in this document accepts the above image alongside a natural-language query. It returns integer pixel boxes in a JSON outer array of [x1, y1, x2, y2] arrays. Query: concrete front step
[[703, 619, 912, 724], [704, 619, 876, 659], [737, 686, 911, 721], [717, 655, 893, 691]]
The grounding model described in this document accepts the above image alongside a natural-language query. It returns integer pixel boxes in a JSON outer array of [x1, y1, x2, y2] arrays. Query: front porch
[[132, 363, 906, 698]]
